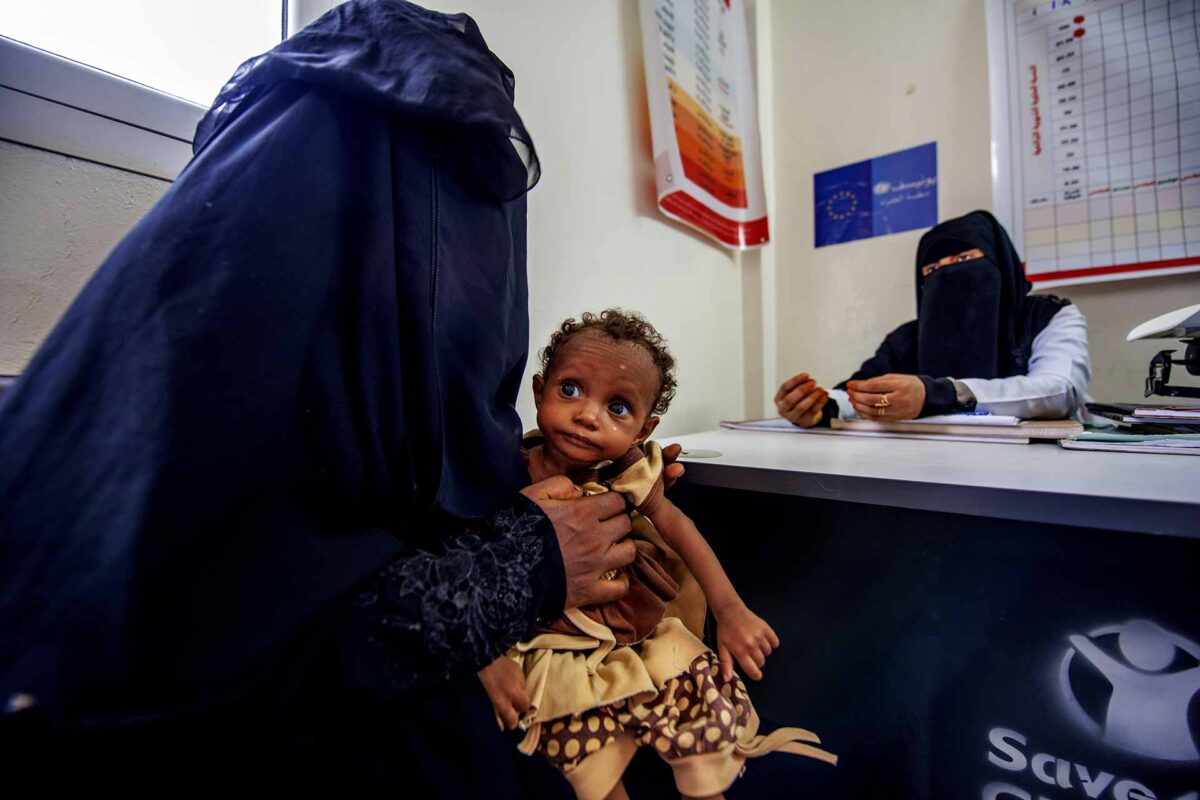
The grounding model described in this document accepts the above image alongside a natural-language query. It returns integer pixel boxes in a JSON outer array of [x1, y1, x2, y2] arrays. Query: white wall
[[765, 0, 1200, 407], [0, 141, 168, 373]]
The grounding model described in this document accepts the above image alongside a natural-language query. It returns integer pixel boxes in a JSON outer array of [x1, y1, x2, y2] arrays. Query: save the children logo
[[1059, 619, 1200, 763], [980, 619, 1200, 800]]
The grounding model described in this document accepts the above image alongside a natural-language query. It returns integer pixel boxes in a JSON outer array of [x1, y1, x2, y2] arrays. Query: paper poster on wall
[[987, 0, 1200, 288], [639, 0, 770, 250], [813, 142, 939, 248]]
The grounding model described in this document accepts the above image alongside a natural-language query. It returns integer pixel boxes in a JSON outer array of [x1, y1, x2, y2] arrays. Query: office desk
[[666, 429, 1199, 799], [672, 428, 1198, 537]]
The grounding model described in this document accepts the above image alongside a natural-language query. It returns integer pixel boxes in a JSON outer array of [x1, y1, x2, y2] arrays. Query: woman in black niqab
[[775, 210, 1086, 426], [911, 209, 1068, 382], [0, 2, 582, 796]]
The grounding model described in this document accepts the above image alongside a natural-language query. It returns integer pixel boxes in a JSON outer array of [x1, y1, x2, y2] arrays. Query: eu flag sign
[[814, 142, 937, 248]]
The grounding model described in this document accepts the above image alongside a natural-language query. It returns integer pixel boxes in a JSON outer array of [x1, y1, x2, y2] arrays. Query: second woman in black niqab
[[774, 210, 1080, 426]]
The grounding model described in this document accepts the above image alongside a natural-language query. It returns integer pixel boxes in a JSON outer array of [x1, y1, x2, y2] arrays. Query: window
[[0, 1, 285, 180], [1, 1, 283, 105]]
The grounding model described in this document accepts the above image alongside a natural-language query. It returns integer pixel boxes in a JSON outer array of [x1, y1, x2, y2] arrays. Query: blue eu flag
[[814, 142, 937, 248], [814, 159, 872, 247]]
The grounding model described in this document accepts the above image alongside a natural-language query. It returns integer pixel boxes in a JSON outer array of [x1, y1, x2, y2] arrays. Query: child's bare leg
[[682, 794, 724, 800], [603, 780, 630, 800]]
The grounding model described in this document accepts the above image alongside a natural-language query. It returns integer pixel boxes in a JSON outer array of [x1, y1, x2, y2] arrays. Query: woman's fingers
[[852, 397, 919, 421], [499, 706, 519, 730], [774, 373, 809, 405], [791, 387, 828, 416], [851, 399, 884, 418], [585, 574, 631, 606], [789, 396, 828, 428], [520, 474, 583, 503], [780, 380, 817, 410], [846, 374, 897, 394], [585, 491, 630, 522], [603, 538, 638, 572], [804, 403, 828, 426], [778, 380, 830, 428], [847, 390, 889, 407]]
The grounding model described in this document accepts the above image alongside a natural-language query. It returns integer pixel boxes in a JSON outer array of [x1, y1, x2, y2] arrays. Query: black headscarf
[[840, 210, 1070, 388], [914, 209, 1068, 379], [0, 0, 538, 723]]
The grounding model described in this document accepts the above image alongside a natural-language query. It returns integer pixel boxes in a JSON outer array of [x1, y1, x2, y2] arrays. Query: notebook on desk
[[831, 418, 1082, 441], [719, 416, 1037, 444]]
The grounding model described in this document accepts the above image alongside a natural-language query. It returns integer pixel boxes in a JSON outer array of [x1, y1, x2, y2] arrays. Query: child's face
[[533, 330, 661, 470]]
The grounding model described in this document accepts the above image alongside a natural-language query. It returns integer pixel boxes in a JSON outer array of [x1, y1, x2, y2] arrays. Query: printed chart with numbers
[[640, 0, 769, 250], [990, 0, 1200, 287]]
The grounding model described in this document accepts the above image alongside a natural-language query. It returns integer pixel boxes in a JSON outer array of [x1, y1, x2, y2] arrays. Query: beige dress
[[511, 439, 836, 800]]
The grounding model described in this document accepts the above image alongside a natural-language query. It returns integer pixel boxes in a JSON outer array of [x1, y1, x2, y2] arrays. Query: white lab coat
[[827, 304, 1091, 421]]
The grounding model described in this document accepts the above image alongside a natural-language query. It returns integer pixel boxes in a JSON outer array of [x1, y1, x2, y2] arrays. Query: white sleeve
[[826, 388, 859, 420], [958, 304, 1091, 419]]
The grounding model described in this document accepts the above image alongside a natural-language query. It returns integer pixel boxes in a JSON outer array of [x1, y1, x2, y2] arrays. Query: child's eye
[[559, 381, 580, 398], [608, 401, 630, 417]]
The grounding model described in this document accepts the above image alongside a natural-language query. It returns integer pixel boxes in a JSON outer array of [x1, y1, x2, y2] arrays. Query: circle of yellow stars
[[826, 190, 858, 220]]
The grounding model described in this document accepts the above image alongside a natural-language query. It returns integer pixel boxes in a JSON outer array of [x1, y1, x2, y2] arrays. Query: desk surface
[[669, 428, 1199, 538]]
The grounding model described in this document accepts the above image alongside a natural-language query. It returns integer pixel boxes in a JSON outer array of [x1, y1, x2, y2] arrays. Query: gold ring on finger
[[876, 407, 885, 416]]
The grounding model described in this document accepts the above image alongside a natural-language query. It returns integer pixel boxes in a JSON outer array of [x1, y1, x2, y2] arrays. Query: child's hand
[[478, 657, 531, 731], [714, 603, 780, 682], [638, 445, 686, 518], [660, 442, 686, 490]]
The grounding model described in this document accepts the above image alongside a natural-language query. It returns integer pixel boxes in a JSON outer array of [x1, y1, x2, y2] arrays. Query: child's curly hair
[[538, 308, 677, 416]]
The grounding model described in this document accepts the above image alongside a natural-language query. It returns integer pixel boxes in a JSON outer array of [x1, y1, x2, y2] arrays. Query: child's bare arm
[[641, 492, 738, 613], [639, 491, 780, 681]]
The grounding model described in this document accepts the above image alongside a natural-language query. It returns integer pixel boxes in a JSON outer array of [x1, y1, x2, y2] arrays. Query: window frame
[[0, 1, 288, 181]]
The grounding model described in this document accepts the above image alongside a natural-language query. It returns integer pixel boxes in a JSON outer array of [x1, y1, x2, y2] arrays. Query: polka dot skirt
[[537, 651, 751, 773]]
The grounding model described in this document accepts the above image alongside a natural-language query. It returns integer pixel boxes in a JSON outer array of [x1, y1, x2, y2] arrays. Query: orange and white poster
[[640, 0, 769, 249]]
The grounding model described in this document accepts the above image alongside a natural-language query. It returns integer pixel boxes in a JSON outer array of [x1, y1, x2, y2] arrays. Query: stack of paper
[[1060, 431, 1200, 456], [1087, 403, 1200, 432]]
